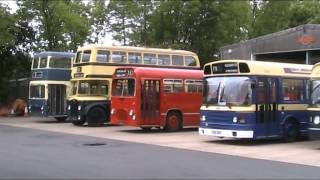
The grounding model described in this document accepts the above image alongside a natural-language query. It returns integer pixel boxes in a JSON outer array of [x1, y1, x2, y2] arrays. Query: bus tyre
[[141, 127, 152, 131], [72, 119, 86, 126], [54, 117, 67, 122], [87, 107, 105, 127], [164, 112, 182, 132], [283, 121, 299, 142]]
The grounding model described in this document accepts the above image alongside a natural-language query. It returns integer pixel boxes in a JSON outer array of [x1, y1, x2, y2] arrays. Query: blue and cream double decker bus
[[308, 62, 320, 138], [199, 60, 312, 141], [68, 44, 200, 127], [28, 51, 75, 121]]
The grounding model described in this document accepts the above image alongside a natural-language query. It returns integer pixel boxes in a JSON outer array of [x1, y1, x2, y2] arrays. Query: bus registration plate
[[212, 130, 222, 135]]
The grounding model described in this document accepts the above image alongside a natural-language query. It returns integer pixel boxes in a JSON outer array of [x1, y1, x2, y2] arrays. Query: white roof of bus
[[205, 59, 312, 77], [77, 44, 197, 56]]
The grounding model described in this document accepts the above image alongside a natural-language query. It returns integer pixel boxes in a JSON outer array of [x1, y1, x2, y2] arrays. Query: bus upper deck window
[[204, 65, 211, 75], [39, 57, 47, 68], [185, 56, 197, 66], [128, 52, 142, 64], [158, 54, 170, 65], [239, 63, 250, 73], [32, 58, 39, 69], [75, 51, 81, 63], [96, 50, 110, 62], [82, 50, 91, 62], [143, 53, 157, 64], [49, 57, 71, 68], [112, 51, 127, 63], [172, 55, 184, 66]]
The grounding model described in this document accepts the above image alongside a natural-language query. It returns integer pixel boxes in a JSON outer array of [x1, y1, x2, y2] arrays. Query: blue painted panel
[[31, 69, 71, 81], [28, 99, 48, 117]]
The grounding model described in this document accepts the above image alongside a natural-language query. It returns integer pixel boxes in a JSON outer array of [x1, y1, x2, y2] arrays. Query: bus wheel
[[283, 121, 299, 142], [164, 112, 182, 132], [141, 127, 152, 131], [87, 107, 105, 127], [72, 119, 85, 126], [54, 117, 67, 122]]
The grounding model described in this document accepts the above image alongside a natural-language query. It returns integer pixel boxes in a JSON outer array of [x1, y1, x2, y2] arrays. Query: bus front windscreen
[[77, 80, 109, 96], [203, 76, 252, 106], [30, 85, 45, 98], [112, 79, 135, 96], [311, 80, 320, 105]]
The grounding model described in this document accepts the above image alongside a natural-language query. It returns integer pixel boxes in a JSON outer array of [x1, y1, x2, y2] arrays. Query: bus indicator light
[[314, 116, 320, 125]]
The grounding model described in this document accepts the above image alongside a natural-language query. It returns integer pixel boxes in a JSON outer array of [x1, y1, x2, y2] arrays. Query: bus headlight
[[67, 105, 71, 111], [28, 105, 31, 110], [111, 108, 115, 115], [41, 106, 44, 111], [233, 117, 238, 123], [129, 109, 133, 116], [314, 116, 320, 125], [200, 115, 206, 121], [132, 115, 136, 120], [78, 105, 81, 111]]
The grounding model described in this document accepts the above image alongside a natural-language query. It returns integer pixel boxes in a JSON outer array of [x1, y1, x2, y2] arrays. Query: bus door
[[256, 78, 278, 137], [141, 79, 160, 125], [48, 84, 67, 116]]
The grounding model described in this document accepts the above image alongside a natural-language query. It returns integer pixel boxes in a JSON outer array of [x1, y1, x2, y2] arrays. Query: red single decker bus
[[111, 67, 203, 131]]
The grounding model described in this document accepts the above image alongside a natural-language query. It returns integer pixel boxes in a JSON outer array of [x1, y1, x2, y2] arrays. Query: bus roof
[[311, 62, 320, 79], [113, 66, 203, 79], [204, 59, 312, 77], [77, 44, 197, 56], [34, 51, 75, 58]]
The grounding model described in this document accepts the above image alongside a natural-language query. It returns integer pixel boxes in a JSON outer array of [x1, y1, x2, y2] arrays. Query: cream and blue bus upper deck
[[199, 60, 312, 141], [308, 62, 320, 138], [68, 44, 200, 126]]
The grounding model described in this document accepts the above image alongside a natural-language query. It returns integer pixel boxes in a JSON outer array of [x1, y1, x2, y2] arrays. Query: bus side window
[[96, 50, 110, 62], [143, 53, 157, 64], [185, 56, 197, 67], [112, 51, 127, 63], [158, 54, 170, 65], [282, 79, 304, 101], [256, 81, 265, 103], [128, 52, 142, 64], [172, 55, 184, 66]]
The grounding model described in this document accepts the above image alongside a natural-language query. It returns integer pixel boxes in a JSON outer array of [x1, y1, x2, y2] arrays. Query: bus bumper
[[308, 127, 320, 139], [199, 127, 254, 138]]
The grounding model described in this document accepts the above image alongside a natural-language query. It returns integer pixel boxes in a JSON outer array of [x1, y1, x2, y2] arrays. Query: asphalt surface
[[0, 124, 319, 179]]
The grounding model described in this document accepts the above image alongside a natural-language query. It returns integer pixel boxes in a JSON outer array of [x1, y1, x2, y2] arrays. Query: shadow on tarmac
[[119, 127, 198, 134]]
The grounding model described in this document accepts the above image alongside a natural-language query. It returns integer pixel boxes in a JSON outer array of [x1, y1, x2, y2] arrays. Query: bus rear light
[[200, 115, 206, 121]]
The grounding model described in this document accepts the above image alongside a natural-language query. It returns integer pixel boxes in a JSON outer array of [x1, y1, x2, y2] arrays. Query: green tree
[[250, 0, 292, 38], [0, 3, 34, 103], [107, 0, 139, 45], [88, 0, 109, 43], [17, 0, 90, 51]]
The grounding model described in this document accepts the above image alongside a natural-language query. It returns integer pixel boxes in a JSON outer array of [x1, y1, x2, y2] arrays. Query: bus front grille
[[47, 84, 67, 116]]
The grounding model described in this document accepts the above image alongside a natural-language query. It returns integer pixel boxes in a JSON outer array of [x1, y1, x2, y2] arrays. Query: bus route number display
[[115, 69, 133, 77], [212, 63, 238, 74]]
